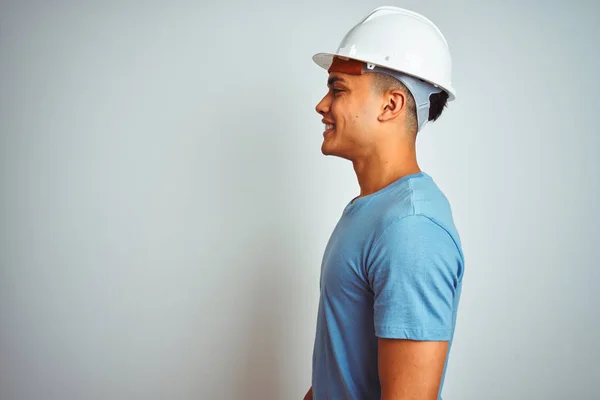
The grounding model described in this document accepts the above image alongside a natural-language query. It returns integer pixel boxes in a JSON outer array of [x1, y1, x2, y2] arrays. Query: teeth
[[325, 124, 334, 130]]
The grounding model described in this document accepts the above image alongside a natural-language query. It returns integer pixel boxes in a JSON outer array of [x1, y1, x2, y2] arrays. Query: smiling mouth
[[324, 123, 336, 136]]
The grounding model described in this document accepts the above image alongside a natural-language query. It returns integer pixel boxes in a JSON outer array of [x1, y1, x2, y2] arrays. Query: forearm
[[380, 391, 438, 400]]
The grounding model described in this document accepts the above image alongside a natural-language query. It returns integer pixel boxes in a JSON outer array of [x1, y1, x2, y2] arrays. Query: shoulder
[[371, 214, 457, 257], [366, 214, 464, 287], [372, 174, 453, 234], [376, 173, 461, 247]]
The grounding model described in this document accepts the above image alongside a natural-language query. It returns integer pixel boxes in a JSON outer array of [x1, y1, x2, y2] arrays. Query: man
[[304, 7, 465, 400]]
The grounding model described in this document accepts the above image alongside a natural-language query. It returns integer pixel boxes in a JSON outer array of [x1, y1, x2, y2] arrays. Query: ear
[[378, 89, 407, 122]]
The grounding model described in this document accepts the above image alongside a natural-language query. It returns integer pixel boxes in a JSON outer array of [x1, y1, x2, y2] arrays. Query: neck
[[352, 142, 420, 198]]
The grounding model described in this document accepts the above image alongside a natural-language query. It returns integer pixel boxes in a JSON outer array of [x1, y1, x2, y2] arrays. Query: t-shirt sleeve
[[367, 214, 462, 341]]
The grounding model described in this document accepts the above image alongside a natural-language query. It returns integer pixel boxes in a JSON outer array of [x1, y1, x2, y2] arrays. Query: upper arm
[[367, 215, 462, 398], [368, 215, 462, 340], [378, 338, 448, 400]]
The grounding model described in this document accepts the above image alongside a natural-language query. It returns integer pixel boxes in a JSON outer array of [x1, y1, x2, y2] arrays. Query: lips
[[322, 120, 336, 136]]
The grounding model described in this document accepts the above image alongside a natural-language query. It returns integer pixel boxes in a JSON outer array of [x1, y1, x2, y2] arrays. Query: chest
[[320, 219, 374, 300]]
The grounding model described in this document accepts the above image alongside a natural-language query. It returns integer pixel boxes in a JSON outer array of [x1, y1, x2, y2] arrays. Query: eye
[[332, 88, 343, 95]]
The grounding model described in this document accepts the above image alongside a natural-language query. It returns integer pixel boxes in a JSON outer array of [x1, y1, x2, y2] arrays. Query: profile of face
[[315, 72, 379, 160], [315, 72, 406, 161]]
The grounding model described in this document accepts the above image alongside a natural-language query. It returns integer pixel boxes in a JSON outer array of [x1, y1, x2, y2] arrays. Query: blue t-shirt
[[311, 171, 464, 400]]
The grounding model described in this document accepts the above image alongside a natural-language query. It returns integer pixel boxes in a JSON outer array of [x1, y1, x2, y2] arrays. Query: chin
[[321, 144, 332, 155], [321, 141, 337, 156], [321, 143, 350, 160]]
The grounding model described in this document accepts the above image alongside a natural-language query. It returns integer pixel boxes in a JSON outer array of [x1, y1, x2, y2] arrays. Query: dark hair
[[428, 90, 449, 122]]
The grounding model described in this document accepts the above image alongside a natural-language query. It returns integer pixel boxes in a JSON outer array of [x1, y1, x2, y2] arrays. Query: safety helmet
[[313, 6, 456, 101]]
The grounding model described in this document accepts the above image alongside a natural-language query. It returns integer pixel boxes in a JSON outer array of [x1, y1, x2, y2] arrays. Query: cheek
[[358, 99, 381, 128], [350, 105, 375, 133], [330, 97, 343, 117], [331, 96, 374, 136], [331, 98, 358, 125]]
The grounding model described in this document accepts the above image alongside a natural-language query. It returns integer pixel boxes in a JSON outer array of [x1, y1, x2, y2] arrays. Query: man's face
[[315, 72, 381, 160]]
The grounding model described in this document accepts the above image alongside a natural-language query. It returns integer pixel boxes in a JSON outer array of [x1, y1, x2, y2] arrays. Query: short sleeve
[[367, 214, 462, 341]]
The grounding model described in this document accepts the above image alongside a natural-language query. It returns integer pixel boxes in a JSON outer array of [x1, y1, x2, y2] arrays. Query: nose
[[315, 93, 331, 116]]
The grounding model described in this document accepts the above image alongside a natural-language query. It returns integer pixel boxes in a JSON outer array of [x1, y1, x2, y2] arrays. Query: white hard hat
[[313, 6, 456, 101]]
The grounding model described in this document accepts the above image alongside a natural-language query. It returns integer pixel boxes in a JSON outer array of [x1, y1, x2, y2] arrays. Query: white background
[[1, 0, 599, 399]]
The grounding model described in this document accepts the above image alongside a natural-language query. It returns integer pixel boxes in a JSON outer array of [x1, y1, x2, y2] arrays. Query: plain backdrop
[[1, 0, 599, 399]]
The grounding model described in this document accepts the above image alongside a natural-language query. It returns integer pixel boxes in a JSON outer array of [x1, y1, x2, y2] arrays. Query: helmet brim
[[312, 52, 456, 101]]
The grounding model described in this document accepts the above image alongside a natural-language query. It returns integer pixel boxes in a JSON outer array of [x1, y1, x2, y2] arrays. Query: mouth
[[323, 123, 336, 137]]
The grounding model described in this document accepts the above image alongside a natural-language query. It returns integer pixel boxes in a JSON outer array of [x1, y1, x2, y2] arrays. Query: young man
[[304, 7, 465, 400]]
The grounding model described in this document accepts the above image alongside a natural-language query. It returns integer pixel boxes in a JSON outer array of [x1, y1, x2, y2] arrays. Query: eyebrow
[[327, 76, 347, 87]]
